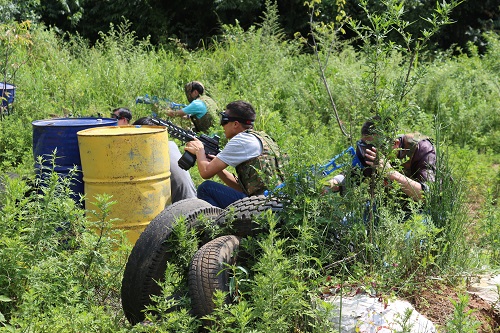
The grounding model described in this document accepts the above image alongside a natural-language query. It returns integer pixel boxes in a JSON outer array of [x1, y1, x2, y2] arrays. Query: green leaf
[[0, 295, 11, 302]]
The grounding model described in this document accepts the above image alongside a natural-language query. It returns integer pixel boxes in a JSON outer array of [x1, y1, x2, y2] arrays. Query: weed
[[445, 293, 481, 333]]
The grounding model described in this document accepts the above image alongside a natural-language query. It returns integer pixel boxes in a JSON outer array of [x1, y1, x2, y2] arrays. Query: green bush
[[414, 33, 500, 153], [0, 163, 130, 331]]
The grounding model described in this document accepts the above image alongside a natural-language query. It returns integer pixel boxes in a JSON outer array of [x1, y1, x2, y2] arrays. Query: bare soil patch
[[407, 281, 500, 332]]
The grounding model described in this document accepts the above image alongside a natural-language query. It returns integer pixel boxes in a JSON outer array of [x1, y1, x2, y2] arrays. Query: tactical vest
[[235, 130, 285, 196], [190, 95, 218, 133], [398, 132, 431, 177]]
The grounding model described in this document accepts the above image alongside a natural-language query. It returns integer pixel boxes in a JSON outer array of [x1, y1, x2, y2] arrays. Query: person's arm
[[385, 169, 424, 201], [185, 139, 245, 191], [216, 169, 243, 192], [168, 100, 204, 119], [185, 138, 226, 179], [365, 147, 424, 201], [167, 109, 187, 117]]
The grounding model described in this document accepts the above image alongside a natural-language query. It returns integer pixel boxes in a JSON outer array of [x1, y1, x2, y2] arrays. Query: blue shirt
[[182, 99, 207, 119]]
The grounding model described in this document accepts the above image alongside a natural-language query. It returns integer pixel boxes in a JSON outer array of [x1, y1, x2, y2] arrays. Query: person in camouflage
[[185, 100, 285, 208], [165, 81, 218, 133], [328, 118, 436, 202]]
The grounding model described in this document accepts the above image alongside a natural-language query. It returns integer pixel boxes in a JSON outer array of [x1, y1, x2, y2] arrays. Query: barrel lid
[[0, 82, 15, 89], [32, 117, 117, 127], [77, 125, 166, 136]]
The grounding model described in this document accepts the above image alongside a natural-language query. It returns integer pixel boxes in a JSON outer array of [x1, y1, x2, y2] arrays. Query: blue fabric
[[182, 99, 207, 119], [197, 180, 247, 208]]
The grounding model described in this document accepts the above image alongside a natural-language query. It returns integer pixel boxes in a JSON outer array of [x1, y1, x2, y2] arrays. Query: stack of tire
[[121, 195, 284, 325]]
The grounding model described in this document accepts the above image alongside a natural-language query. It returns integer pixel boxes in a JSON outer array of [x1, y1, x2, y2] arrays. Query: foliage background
[[0, 0, 499, 50]]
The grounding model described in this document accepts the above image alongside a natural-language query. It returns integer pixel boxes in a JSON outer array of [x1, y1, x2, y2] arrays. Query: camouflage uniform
[[235, 130, 285, 196], [341, 132, 436, 196], [190, 95, 218, 133]]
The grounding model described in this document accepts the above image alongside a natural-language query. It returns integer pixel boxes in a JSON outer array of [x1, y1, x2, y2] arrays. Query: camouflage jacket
[[190, 95, 218, 133]]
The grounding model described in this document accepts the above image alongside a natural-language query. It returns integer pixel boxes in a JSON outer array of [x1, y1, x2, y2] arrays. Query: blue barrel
[[0, 82, 15, 113], [32, 118, 118, 202]]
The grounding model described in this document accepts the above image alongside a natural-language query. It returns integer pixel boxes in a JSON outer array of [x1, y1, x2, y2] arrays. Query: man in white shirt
[[185, 100, 285, 208]]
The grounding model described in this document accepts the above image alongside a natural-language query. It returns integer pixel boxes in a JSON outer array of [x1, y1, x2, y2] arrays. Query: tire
[[215, 195, 284, 237], [121, 198, 222, 325], [188, 235, 241, 317]]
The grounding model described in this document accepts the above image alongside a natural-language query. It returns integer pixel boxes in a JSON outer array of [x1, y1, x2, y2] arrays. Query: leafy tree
[[39, 0, 83, 29], [7, 0, 500, 52], [440, 0, 500, 52], [0, 0, 41, 23]]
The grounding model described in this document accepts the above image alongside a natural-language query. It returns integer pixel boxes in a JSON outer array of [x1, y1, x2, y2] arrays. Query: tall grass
[[414, 33, 500, 154]]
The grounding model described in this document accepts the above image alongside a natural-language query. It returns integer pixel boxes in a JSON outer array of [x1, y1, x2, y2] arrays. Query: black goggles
[[111, 113, 122, 119], [219, 112, 254, 126]]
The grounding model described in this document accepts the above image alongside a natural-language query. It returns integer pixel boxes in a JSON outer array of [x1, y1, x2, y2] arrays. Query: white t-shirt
[[217, 132, 262, 167]]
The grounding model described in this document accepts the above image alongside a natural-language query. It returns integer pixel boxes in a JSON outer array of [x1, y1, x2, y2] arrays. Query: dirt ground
[[408, 281, 500, 332]]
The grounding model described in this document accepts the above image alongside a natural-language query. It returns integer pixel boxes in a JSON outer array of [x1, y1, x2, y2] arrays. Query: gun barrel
[[170, 102, 187, 110], [149, 118, 220, 155], [150, 118, 196, 141], [135, 95, 186, 110]]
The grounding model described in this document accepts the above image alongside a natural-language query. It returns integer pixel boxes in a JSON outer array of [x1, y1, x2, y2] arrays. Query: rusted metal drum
[[77, 125, 171, 244]]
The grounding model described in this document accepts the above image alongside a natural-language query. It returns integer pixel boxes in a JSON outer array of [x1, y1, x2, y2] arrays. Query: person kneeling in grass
[[185, 100, 285, 208]]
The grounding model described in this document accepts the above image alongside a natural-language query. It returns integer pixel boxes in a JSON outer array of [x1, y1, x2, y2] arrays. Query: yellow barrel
[[77, 125, 171, 244]]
